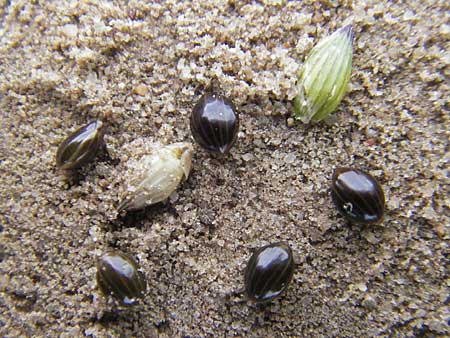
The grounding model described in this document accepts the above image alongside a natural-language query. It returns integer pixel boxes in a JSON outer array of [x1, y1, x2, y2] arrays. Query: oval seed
[[118, 142, 193, 212], [331, 167, 385, 225], [56, 120, 106, 170], [293, 25, 354, 123], [96, 251, 146, 305], [190, 91, 239, 153], [244, 242, 295, 303]]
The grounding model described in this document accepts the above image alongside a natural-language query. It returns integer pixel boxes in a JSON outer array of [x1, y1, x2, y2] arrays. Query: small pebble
[[242, 153, 254, 162], [134, 84, 149, 96]]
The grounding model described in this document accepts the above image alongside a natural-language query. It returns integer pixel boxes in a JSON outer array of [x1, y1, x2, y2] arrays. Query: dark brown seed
[[190, 91, 239, 153], [331, 167, 385, 225], [244, 242, 295, 303], [96, 251, 146, 305], [56, 120, 106, 170]]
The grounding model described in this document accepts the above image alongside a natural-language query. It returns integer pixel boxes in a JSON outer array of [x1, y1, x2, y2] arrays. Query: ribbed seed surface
[[56, 120, 105, 170], [96, 252, 146, 305], [331, 168, 385, 225], [245, 242, 295, 303], [190, 92, 239, 154]]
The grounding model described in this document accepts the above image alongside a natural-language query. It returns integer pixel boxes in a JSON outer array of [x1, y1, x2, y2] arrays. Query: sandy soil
[[0, 1, 449, 337]]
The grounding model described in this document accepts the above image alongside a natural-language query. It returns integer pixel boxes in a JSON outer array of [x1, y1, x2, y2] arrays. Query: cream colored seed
[[118, 142, 193, 213]]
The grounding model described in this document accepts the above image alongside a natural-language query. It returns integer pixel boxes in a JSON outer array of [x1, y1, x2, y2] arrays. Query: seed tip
[[339, 24, 355, 42], [117, 198, 130, 213]]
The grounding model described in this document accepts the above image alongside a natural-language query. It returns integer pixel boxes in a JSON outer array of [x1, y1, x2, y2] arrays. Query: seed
[[56, 120, 106, 170], [244, 242, 295, 303], [190, 91, 239, 153], [96, 251, 146, 305], [118, 142, 193, 212], [293, 25, 354, 123], [331, 167, 385, 225]]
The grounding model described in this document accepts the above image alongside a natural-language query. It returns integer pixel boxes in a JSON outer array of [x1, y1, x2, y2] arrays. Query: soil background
[[0, 1, 449, 337]]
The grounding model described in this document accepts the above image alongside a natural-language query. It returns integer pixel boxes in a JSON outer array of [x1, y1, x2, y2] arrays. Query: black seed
[[96, 251, 146, 305], [190, 91, 239, 153], [56, 120, 106, 170], [244, 242, 295, 303], [331, 167, 385, 225]]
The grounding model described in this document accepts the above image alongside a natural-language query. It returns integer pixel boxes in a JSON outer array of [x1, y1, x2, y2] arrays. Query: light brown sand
[[0, 1, 449, 337]]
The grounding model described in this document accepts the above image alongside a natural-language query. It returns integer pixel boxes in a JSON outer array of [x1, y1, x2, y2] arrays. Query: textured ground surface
[[0, 1, 449, 337]]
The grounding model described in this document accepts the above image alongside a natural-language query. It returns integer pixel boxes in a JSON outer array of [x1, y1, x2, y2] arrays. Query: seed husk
[[293, 25, 354, 123], [118, 142, 193, 212]]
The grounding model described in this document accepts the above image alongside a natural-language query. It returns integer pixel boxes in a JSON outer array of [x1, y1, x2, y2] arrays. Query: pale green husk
[[293, 25, 354, 123]]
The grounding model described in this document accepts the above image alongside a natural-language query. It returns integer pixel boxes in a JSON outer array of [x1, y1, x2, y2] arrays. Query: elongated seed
[[293, 25, 354, 123], [56, 120, 106, 170]]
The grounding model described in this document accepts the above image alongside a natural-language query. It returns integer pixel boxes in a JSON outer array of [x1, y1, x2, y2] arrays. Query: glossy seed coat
[[245, 242, 295, 303], [190, 91, 239, 153], [56, 120, 106, 170], [331, 167, 385, 225], [96, 251, 146, 305]]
